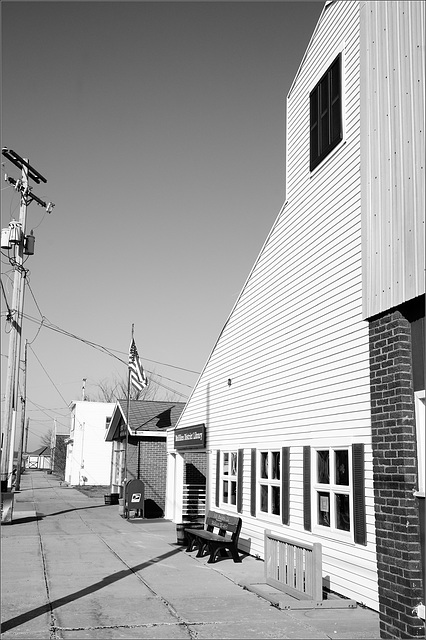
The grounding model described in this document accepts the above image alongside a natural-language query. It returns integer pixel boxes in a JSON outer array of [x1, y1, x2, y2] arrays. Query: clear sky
[[1, 0, 324, 451]]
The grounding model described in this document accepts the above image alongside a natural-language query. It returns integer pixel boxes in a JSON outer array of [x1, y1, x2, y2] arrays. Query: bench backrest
[[205, 510, 242, 540]]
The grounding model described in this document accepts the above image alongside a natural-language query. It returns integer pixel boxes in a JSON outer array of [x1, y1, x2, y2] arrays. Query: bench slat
[[184, 509, 242, 564]]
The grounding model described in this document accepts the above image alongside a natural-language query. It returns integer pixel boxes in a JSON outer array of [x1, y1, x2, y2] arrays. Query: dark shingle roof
[[107, 400, 185, 438], [28, 446, 51, 456]]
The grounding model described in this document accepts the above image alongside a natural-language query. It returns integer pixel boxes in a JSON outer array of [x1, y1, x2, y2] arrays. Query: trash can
[[176, 520, 204, 545]]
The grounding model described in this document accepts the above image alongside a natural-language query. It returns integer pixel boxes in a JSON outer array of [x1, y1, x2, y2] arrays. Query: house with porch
[[167, 2, 424, 637]]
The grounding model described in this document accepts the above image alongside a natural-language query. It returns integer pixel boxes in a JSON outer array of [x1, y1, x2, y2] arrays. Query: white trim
[[131, 430, 167, 438], [415, 390, 425, 495], [311, 444, 354, 545]]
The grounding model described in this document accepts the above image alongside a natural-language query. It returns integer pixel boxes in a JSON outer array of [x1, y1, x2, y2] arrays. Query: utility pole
[[1, 148, 54, 494], [15, 340, 28, 491], [24, 418, 30, 454]]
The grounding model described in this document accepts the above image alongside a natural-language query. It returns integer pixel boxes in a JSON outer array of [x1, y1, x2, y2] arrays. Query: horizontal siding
[[175, 1, 378, 611], [361, 0, 425, 317]]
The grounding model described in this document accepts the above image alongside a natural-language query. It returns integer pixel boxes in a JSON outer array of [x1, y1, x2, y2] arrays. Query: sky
[[1, 0, 324, 452]]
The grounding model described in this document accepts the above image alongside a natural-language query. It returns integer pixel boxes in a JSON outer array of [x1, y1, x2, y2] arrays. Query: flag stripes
[[129, 339, 148, 391]]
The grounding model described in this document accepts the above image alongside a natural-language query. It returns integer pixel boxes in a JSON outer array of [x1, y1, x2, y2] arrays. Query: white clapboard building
[[167, 0, 424, 630]]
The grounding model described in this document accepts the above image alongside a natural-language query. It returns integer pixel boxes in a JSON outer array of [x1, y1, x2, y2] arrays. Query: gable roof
[[105, 399, 186, 441], [28, 446, 51, 457]]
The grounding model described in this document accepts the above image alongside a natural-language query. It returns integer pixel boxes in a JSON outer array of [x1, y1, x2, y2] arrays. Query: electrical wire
[[28, 345, 71, 409], [20, 311, 199, 383]]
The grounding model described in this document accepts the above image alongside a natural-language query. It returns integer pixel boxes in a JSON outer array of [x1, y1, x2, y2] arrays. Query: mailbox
[[124, 479, 144, 519]]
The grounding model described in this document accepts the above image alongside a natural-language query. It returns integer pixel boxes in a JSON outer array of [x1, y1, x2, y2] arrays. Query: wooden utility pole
[[15, 340, 28, 491], [1, 148, 53, 494], [1, 164, 29, 492]]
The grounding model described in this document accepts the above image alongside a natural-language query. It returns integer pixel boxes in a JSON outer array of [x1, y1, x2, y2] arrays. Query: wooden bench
[[184, 510, 242, 564]]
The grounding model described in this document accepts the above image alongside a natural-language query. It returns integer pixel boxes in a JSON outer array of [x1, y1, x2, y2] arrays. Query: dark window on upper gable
[[310, 54, 342, 171]]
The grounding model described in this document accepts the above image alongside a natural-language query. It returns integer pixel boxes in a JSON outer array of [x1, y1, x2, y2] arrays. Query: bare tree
[[40, 428, 54, 448], [92, 373, 178, 404]]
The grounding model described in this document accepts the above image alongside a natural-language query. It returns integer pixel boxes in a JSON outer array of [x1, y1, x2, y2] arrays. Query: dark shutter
[[250, 448, 256, 516], [352, 443, 366, 545], [215, 450, 220, 508], [310, 87, 319, 170], [237, 449, 244, 513], [281, 447, 290, 525], [303, 446, 311, 531]]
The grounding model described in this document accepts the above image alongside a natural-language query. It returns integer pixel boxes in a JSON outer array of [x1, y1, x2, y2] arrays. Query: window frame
[[220, 450, 238, 510], [311, 445, 354, 542], [310, 53, 343, 171], [258, 449, 281, 519]]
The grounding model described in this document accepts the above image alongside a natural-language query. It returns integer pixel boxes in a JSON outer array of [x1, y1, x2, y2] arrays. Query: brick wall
[[127, 437, 167, 518], [184, 452, 207, 484], [369, 308, 424, 639]]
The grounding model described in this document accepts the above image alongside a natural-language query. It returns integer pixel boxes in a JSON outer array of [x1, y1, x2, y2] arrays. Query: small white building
[[65, 401, 115, 486], [26, 446, 51, 470]]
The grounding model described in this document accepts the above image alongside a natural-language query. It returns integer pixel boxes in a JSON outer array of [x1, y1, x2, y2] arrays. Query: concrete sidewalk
[[1, 471, 380, 639]]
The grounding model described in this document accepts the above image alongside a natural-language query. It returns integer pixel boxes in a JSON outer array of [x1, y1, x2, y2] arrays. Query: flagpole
[[124, 323, 134, 492]]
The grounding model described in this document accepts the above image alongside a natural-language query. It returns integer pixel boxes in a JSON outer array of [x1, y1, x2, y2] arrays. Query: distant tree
[[93, 373, 177, 403], [40, 428, 54, 449]]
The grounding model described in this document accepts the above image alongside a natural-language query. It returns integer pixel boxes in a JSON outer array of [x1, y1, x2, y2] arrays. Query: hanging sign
[[174, 424, 206, 449]]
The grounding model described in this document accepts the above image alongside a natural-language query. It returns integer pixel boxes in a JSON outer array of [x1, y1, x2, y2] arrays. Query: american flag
[[128, 339, 148, 391]]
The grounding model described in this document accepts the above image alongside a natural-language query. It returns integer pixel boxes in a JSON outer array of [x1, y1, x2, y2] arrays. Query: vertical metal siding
[[361, 1, 425, 318]]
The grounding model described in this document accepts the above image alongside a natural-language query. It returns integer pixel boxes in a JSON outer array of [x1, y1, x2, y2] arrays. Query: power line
[[20, 310, 200, 376], [28, 345, 71, 409]]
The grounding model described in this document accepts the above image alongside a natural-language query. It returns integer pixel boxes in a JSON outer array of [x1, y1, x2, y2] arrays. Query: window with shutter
[[237, 449, 244, 513], [250, 449, 256, 516], [282, 447, 290, 525], [307, 444, 367, 544], [219, 450, 240, 511], [352, 443, 367, 545], [258, 449, 281, 518], [310, 54, 342, 171], [303, 446, 311, 531], [215, 450, 220, 507]]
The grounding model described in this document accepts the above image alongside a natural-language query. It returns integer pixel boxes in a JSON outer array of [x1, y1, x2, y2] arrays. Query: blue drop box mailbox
[[124, 479, 144, 519]]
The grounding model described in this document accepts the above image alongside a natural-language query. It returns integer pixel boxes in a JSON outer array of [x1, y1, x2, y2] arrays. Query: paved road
[[1, 471, 380, 639]]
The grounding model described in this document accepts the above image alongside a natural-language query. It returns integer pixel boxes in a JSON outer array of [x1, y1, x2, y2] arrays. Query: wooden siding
[[361, 1, 425, 318], [173, 1, 379, 611]]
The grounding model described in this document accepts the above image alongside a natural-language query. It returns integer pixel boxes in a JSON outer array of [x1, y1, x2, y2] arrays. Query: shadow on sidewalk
[[1, 547, 183, 633], [12, 504, 108, 524]]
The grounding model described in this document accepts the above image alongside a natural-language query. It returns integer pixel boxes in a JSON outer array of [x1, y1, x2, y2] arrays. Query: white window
[[259, 450, 281, 517], [221, 451, 237, 507], [313, 447, 352, 539]]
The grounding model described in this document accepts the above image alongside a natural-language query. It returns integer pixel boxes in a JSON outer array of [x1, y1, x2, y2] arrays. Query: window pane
[[230, 481, 237, 505], [318, 491, 330, 527], [231, 453, 237, 476], [336, 493, 350, 531], [223, 480, 228, 503], [272, 451, 280, 480], [260, 452, 268, 479], [271, 486, 280, 515], [260, 485, 268, 512], [317, 450, 329, 483], [223, 453, 229, 476], [335, 450, 349, 485]]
